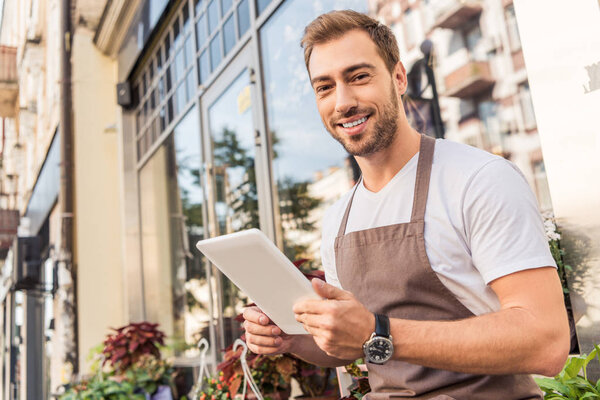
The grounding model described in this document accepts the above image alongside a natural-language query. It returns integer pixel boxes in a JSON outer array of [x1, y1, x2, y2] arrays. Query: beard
[[327, 85, 399, 157]]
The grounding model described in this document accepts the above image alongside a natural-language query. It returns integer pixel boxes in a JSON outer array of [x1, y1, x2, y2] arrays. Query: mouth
[[336, 114, 371, 135]]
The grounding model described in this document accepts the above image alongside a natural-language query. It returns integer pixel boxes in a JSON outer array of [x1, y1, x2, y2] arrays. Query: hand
[[242, 306, 297, 355], [293, 278, 374, 360]]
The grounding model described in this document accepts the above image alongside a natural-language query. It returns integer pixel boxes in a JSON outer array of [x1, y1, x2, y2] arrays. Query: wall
[[71, 26, 126, 373], [514, 0, 600, 374]]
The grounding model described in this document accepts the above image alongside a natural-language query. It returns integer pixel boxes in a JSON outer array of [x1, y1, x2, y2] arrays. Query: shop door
[[201, 45, 267, 353]]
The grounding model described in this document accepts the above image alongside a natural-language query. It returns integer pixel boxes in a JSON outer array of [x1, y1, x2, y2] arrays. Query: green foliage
[[536, 345, 600, 399], [59, 374, 145, 400]]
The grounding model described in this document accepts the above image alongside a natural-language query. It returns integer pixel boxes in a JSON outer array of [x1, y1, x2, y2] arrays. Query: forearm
[[290, 334, 354, 368], [391, 306, 569, 376]]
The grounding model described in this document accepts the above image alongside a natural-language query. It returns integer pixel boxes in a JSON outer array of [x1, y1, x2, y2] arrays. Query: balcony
[[444, 60, 495, 98], [0, 46, 18, 118], [434, 0, 483, 30]]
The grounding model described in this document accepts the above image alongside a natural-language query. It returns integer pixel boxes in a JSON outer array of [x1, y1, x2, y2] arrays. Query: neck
[[355, 124, 421, 193]]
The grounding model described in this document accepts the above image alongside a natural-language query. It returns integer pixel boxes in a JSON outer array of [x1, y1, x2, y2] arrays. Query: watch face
[[366, 337, 393, 363]]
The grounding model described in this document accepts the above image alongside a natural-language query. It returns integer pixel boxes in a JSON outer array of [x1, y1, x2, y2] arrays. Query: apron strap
[[336, 134, 436, 236], [336, 176, 362, 238], [410, 134, 436, 223]]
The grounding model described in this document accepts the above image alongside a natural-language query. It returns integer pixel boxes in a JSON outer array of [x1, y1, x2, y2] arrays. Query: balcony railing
[[0, 46, 18, 118], [434, 0, 483, 30], [444, 60, 495, 98]]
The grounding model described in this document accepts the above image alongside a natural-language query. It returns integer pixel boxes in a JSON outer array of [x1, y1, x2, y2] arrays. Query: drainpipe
[[59, 0, 78, 376]]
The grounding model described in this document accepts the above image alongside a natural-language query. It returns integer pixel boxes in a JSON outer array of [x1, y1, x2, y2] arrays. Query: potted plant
[[60, 322, 177, 400]]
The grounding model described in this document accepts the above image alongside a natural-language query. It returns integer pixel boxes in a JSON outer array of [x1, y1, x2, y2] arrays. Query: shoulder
[[432, 139, 506, 181]]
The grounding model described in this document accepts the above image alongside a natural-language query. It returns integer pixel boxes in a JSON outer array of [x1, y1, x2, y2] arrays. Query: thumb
[[312, 278, 352, 300]]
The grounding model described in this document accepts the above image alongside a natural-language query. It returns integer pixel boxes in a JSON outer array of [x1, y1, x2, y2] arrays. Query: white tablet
[[195, 228, 319, 335]]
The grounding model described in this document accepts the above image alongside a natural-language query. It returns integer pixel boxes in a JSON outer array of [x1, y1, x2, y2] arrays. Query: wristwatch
[[363, 313, 394, 364]]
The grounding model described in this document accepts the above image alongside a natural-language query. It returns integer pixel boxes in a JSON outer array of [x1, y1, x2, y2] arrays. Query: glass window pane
[[210, 32, 222, 71], [198, 51, 210, 84], [167, 96, 174, 123], [237, 0, 250, 37], [166, 68, 172, 92], [207, 0, 220, 34], [196, 15, 208, 50], [175, 48, 185, 83], [223, 15, 235, 56], [186, 70, 196, 102], [260, 0, 367, 265], [195, 0, 205, 16], [221, 0, 233, 14], [207, 70, 256, 347], [156, 47, 163, 75], [183, 2, 191, 32], [173, 16, 182, 48], [139, 106, 206, 347], [164, 31, 172, 60], [256, 0, 271, 15], [184, 36, 194, 67], [176, 82, 186, 115]]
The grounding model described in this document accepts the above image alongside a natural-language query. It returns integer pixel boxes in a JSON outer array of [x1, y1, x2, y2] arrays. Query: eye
[[316, 85, 332, 94], [353, 73, 369, 81]]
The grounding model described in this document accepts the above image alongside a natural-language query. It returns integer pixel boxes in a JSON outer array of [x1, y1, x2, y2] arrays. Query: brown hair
[[301, 10, 400, 74]]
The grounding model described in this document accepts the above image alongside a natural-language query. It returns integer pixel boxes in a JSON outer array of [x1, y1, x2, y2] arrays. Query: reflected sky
[[173, 107, 203, 208], [260, 0, 368, 183]]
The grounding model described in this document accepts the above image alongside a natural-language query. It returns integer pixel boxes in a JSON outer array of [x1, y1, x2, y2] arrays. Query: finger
[[245, 332, 283, 347], [295, 312, 330, 331], [243, 306, 271, 325], [293, 298, 329, 314], [244, 321, 282, 336], [312, 278, 352, 300]]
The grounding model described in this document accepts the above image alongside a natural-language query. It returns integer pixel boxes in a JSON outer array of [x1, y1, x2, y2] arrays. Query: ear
[[392, 61, 408, 96]]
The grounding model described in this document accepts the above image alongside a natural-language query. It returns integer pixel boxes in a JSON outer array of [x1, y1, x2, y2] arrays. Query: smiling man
[[243, 10, 569, 399]]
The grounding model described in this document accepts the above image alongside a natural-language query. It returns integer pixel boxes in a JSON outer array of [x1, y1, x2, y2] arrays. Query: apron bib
[[334, 134, 542, 400]]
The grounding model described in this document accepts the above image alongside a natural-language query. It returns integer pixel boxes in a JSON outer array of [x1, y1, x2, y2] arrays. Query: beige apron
[[334, 135, 543, 399]]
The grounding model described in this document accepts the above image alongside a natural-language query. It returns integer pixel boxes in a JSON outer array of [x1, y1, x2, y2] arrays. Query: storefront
[[114, 0, 367, 365]]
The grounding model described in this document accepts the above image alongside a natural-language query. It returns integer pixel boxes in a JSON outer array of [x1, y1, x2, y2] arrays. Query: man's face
[[308, 30, 405, 157]]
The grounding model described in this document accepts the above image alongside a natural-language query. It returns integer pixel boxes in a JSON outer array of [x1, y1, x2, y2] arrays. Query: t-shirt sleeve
[[462, 159, 556, 284]]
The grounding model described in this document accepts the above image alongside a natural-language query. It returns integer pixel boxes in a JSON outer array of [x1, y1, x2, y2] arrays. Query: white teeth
[[342, 116, 367, 128]]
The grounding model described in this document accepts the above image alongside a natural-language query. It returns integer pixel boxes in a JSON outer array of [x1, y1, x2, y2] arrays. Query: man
[[243, 10, 569, 399]]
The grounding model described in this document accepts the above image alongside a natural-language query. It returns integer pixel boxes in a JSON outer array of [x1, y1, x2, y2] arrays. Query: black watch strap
[[374, 314, 390, 338]]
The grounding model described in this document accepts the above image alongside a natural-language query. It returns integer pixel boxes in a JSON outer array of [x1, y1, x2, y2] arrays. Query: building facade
[[0, 0, 589, 397]]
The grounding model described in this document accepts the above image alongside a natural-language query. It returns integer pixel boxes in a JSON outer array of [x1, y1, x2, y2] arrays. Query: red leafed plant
[[102, 321, 166, 373]]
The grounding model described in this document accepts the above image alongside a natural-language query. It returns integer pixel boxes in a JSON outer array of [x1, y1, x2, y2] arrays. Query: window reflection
[[139, 107, 212, 348], [208, 69, 256, 348], [260, 0, 367, 268]]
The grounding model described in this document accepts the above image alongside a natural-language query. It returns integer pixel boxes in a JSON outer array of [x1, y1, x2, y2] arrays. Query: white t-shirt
[[321, 139, 556, 316]]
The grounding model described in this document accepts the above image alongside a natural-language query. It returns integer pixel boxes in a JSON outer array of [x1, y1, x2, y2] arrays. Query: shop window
[[139, 107, 205, 346], [260, 0, 367, 266]]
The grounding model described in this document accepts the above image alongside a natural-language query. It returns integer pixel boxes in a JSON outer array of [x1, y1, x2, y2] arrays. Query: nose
[[335, 83, 358, 115]]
